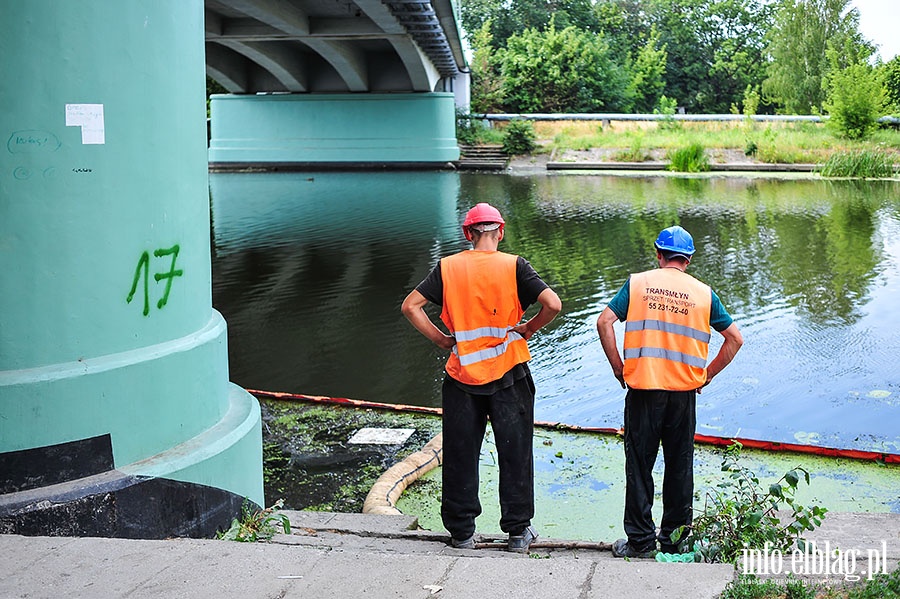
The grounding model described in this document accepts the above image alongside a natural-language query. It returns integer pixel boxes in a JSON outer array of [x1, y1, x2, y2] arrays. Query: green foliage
[[674, 442, 827, 564], [217, 498, 291, 542], [456, 109, 504, 145], [499, 22, 630, 113], [653, 95, 680, 131], [742, 85, 762, 120], [722, 566, 900, 599], [744, 139, 758, 157], [764, 0, 874, 114], [817, 150, 897, 178], [720, 575, 819, 599], [649, 0, 772, 114], [462, 0, 601, 53], [845, 563, 900, 598], [469, 21, 505, 114], [615, 134, 649, 161], [627, 26, 667, 114], [502, 119, 536, 155], [666, 143, 708, 172], [882, 56, 900, 113], [824, 58, 886, 140]]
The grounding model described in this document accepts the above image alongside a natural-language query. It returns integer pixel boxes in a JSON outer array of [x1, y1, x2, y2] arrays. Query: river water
[[210, 170, 900, 454]]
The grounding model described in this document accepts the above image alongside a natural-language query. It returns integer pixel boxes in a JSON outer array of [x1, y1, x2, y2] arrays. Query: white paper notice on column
[[65, 104, 105, 144]]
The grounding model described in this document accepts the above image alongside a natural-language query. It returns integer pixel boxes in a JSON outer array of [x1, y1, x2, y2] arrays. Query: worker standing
[[401, 202, 561, 553], [596, 225, 743, 558]]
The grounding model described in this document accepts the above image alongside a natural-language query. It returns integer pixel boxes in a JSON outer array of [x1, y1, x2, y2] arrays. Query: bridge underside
[[205, 0, 466, 166], [205, 0, 464, 94]]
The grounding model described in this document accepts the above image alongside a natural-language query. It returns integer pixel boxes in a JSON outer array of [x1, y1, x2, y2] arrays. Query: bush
[[667, 143, 709, 172], [499, 23, 631, 113], [502, 119, 536, 155], [824, 62, 886, 140], [654, 95, 681, 131]]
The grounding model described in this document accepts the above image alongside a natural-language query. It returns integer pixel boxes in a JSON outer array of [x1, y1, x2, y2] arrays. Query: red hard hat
[[463, 203, 505, 227]]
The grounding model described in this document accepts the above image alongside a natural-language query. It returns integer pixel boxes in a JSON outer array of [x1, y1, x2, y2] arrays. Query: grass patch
[[817, 150, 898, 178], [519, 119, 900, 168], [721, 565, 900, 599], [667, 142, 709, 172]]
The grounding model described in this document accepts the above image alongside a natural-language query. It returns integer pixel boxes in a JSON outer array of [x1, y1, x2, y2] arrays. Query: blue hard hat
[[654, 226, 695, 257]]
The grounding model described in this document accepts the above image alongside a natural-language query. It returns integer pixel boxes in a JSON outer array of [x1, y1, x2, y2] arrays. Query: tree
[[763, 0, 874, 114], [499, 23, 631, 113], [880, 55, 900, 113], [593, 0, 652, 59], [469, 22, 505, 113], [647, 0, 772, 113], [627, 27, 668, 113], [461, 0, 601, 52]]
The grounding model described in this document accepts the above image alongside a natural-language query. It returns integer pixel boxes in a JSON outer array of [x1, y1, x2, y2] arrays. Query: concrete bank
[[2, 511, 899, 599]]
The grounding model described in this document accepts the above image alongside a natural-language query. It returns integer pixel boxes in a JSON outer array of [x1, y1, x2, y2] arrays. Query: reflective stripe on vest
[[440, 251, 531, 385], [623, 345, 708, 369], [625, 319, 712, 343], [453, 330, 525, 366], [623, 268, 712, 391]]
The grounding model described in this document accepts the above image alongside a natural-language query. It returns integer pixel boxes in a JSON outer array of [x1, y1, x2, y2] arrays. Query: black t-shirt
[[414, 254, 549, 394]]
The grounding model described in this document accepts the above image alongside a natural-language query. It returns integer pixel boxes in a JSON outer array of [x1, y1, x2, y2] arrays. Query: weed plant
[[614, 134, 649, 161], [817, 150, 897, 178], [721, 565, 900, 599], [217, 498, 290, 542], [456, 110, 504, 146], [673, 442, 827, 564], [720, 575, 819, 599]]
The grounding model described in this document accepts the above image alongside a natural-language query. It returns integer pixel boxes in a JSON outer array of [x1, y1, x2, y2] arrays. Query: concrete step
[[457, 145, 508, 170]]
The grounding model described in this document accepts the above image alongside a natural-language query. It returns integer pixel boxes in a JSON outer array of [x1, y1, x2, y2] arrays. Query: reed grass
[[667, 142, 709, 172], [817, 149, 898, 178]]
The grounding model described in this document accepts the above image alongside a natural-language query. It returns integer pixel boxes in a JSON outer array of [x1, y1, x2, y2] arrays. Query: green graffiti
[[126, 251, 151, 316], [153, 244, 183, 309], [126, 244, 183, 316]]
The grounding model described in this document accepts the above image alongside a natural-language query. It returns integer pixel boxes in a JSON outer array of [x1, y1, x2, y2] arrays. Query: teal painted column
[[0, 1, 263, 535], [208, 93, 460, 166]]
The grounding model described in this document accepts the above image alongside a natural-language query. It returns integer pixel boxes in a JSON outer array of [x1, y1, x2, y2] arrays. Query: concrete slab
[[587, 560, 736, 599], [285, 510, 419, 536], [441, 554, 595, 597], [1, 511, 898, 599]]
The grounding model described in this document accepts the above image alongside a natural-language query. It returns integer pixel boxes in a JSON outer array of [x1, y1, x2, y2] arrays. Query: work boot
[[507, 526, 538, 553], [612, 538, 657, 559], [450, 535, 475, 549]]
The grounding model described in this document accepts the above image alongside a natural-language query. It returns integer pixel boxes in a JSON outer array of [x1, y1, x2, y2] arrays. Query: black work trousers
[[440, 371, 536, 541], [623, 388, 696, 551]]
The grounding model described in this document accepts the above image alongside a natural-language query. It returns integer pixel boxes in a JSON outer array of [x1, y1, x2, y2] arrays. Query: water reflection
[[210, 172, 900, 453]]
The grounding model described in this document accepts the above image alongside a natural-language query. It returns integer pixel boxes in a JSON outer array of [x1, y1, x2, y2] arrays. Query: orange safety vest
[[623, 268, 712, 391], [440, 250, 531, 385]]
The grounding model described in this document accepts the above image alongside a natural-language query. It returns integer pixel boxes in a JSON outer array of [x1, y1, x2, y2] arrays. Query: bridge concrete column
[[0, 0, 263, 537], [208, 93, 460, 167]]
